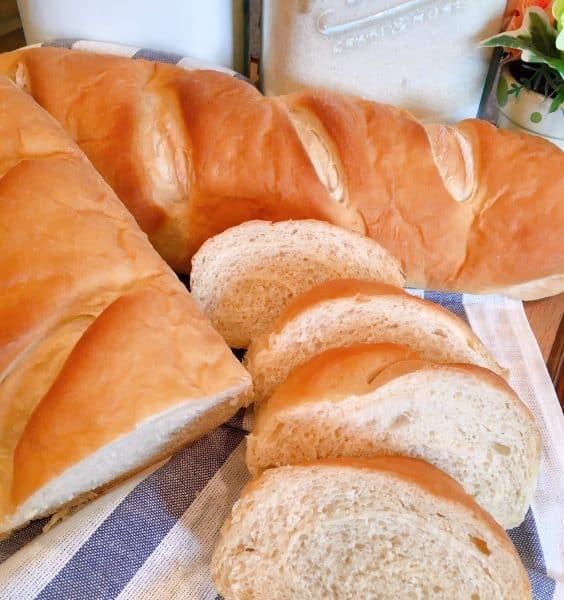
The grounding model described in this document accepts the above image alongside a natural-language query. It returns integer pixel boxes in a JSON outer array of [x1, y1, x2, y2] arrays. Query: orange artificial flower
[[504, 0, 555, 31]]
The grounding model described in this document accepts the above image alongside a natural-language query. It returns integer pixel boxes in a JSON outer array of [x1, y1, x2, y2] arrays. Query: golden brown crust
[[269, 279, 406, 333], [0, 48, 366, 271], [284, 90, 564, 296], [10, 283, 250, 508], [283, 91, 472, 290], [260, 279, 495, 362], [0, 47, 560, 295], [0, 157, 164, 376], [254, 344, 534, 439], [168, 69, 365, 257], [254, 343, 420, 426], [0, 49, 171, 238], [452, 120, 564, 294]]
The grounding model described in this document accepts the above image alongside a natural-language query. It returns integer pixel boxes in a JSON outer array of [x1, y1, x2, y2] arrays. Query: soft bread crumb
[[244, 281, 504, 403], [190, 220, 404, 348], [247, 347, 539, 528], [212, 460, 530, 599]]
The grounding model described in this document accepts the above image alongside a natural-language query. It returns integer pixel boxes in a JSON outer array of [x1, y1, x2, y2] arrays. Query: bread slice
[[243, 279, 505, 403], [212, 457, 531, 599], [247, 344, 539, 528], [0, 283, 252, 535], [190, 220, 405, 348]]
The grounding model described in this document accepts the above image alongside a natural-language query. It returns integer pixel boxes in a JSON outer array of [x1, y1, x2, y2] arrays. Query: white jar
[[16, 0, 247, 72], [261, 0, 506, 123]]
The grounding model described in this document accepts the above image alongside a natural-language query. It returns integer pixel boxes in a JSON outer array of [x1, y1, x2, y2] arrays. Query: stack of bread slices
[[190, 220, 540, 599]]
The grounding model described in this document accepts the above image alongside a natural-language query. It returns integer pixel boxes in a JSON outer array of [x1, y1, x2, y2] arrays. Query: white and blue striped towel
[[0, 41, 562, 600]]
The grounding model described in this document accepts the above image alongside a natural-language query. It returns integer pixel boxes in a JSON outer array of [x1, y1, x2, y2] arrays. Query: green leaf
[[554, 0, 564, 49], [481, 7, 564, 75], [549, 89, 564, 112], [529, 11, 558, 56], [553, 0, 564, 26], [497, 75, 509, 106]]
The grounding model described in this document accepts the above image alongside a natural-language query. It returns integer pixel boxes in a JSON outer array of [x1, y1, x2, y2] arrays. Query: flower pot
[[496, 65, 564, 150]]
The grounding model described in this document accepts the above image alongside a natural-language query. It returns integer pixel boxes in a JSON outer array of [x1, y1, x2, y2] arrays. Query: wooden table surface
[[525, 293, 564, 403], [525, 294, 564, 361]]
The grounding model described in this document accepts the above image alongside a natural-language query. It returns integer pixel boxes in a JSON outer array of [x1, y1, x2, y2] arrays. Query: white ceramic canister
[[16, 0, 247, 72], [261, 0, 506, 123]]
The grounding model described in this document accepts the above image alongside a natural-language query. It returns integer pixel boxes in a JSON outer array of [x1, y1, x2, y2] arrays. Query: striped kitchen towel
[[0, 290, 562, 600], [24, 38, 251, 81], [0, 41, 562, 599]]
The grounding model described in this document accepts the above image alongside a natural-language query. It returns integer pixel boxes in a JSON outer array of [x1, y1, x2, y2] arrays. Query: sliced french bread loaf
[[247, 344, 539, 528], [0, 76, 252, 535], [243, 279, 505, 403], [1, 283, 252, 535], [212, 457, 531, 599], [190, 220, 404, 348]]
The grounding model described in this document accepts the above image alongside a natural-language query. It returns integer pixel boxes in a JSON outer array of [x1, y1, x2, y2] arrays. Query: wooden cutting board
[[525, 293, 564, 404]]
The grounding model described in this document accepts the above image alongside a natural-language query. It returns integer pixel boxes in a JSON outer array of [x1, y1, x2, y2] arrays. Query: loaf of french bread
[[0, 47, 562, 298], [247, 343, 540, 529], [0, 76, 252, 536], [212, 458, 531, 599], [0, 47, 364, 272]]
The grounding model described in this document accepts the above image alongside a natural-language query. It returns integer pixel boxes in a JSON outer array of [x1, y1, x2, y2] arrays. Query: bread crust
[[269, 279, 406, 333], [0, 48, 365, 271], [245, 279, 505, 381], [241, 457, 508, 533], [283, 91, 564, 297], [10, 284, 251, 511], [0, 47, 561, 296], [255, 343, 528, 420], [254, 343, 420, 419]]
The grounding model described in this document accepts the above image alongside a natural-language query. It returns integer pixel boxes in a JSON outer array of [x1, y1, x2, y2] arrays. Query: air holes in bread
[[493, 443, 511, 456], [470, 536, 491, 556], [389, 413, 411, 430]]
